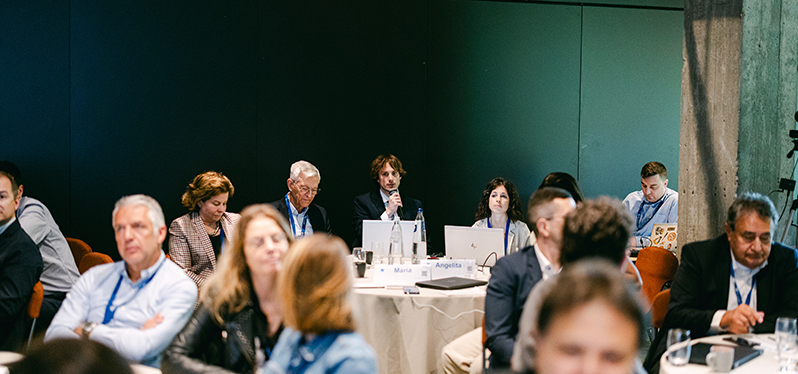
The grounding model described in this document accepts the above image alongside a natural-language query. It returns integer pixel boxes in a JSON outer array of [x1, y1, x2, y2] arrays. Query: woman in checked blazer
[[169, 171, 240, 288]]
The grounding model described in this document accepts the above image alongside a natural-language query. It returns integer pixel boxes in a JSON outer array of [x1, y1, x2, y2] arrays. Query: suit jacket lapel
[[370, 190, 385, 217], [711, 236, 732, 310], [190, 212, 216, 268], [526, 246, 544, 284]]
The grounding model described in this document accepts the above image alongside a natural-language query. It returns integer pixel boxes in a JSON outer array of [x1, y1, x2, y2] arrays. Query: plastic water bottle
[[412, 208, 426, 264], [388, 215, 404, 265]]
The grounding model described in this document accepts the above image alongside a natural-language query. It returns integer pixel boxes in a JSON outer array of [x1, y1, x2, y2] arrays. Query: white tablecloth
[[660, 334, 785, 374], [353, 269, 488, 374]]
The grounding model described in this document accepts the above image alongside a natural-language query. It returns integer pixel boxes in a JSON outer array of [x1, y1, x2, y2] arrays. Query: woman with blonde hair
[[162, 204, 294, 374], [262, 234, 377, 374], [169, 171, 240, 288]]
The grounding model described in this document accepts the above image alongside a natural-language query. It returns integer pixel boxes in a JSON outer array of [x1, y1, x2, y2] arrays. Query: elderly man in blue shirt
[[46, 194, 197, 368], [622, 161, 678, 246]]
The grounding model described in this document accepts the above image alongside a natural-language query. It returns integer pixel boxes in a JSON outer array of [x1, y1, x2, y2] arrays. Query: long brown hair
[[278, 234, 355, 334], [200, 204, 293, 324]]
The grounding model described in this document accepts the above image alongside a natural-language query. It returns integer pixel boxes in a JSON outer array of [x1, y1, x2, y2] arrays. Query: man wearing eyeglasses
[[271, 160, 331, 239], [644, 192, 798, 373]]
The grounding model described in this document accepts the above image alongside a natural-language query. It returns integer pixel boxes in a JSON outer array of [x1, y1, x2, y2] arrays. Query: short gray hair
[[112, 194, 166, 234], [727, 192, 778, 232], [290, 160, 320, 181]]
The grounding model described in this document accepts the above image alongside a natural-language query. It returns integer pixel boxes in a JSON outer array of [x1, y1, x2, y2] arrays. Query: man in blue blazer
[[644, 192, 798, 372], [271, 161, 331, 239], [484, 187, 576, 368]]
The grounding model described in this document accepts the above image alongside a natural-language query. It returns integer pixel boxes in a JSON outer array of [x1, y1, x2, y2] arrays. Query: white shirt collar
[[287, 194, 307, 215], [533, 245, 558, 281], [379, 189, 390, 204], [0, 216, 16, 236]]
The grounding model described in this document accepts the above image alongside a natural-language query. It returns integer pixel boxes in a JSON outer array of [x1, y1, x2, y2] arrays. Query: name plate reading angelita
[[421, 259, 476, 280], [373, 264, 431, 286]]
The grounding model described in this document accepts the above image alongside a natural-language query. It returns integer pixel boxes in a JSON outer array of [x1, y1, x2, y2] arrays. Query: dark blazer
[[352, 189, 423, 248], [270, 198, 331, 237], [644, 234, 798, 371], [162, 302, 282, 374], [0, 219, 43, 352], [485, 245, 544, 368], [169, 211, 241, 288]]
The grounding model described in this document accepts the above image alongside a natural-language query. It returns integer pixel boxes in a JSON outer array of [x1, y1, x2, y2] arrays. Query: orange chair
[[635, 246, 679, 310], [652, 289, 671, 329], [66, 238, 92, 269], [26, 281, 44, 348], [78, 252, 114, 274]]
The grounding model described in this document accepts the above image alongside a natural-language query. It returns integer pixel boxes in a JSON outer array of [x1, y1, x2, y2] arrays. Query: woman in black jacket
[[162, 204, 294, 374]]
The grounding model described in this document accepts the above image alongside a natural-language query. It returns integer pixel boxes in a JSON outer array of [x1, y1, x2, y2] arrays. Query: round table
[[352, 268, 488, 374], [660, 334, 785, 373]]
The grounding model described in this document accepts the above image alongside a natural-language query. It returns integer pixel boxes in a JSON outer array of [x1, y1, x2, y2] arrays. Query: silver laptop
[[444, 225, 504, 266], [362, 220, 417, 257]]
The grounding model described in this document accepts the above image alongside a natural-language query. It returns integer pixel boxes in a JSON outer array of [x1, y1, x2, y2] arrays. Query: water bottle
[[412, 208, 426, 264], [388, 215, 404, 265]]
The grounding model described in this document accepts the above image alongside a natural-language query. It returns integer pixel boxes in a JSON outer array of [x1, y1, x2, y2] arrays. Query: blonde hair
[[181, 171, 234, 210], [200, 204, 293, 324], [278, 234, 355, 334]]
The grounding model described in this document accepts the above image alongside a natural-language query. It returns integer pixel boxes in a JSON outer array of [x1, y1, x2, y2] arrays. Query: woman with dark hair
[[538, 172, 585, 203], [527, 260, 644, 374], [169, 171, 240, 288], [162, 204, 294, 374], [261, 234, 377, 374], [473, 177, 531, 255]]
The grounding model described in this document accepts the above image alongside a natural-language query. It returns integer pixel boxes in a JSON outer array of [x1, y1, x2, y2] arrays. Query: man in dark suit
[[352, 154, 422, 248], [271, 160, 331, 239], [484, 187, 575, 368], [644, 192, 798, 372], [0, 169, 43, 352]]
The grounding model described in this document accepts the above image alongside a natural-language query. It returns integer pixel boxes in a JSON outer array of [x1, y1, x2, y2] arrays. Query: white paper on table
[[352, 282, 386, 289]]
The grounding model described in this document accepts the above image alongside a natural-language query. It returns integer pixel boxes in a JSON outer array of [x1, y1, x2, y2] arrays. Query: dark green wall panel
[[579, 6, 683, 199], [427, 1, 582, 241]]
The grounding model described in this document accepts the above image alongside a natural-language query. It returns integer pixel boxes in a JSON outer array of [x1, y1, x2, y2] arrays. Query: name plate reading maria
[[373, 265, 431, 286], [421, 259, 476, 280]]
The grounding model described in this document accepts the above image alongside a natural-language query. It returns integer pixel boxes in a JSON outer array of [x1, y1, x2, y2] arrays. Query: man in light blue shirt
[[622, 161, 678, 245], [45, 194, 197, 368]]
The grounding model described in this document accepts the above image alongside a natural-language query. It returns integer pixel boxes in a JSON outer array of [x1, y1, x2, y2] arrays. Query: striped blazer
[[168, 211, 240, 288]]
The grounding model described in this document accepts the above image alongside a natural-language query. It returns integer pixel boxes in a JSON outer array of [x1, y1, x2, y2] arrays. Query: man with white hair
[[45, 194, 197, 368], [271, 160, 331, 239]]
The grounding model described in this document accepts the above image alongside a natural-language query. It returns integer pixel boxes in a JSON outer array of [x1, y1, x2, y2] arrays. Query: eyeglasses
[[291, 180, 320, 195]]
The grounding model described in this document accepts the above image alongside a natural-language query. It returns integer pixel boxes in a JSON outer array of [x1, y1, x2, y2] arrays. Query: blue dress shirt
[[45, 252, 197, 367], [261, 328, 378, 374], [622, 187, 679, 239]]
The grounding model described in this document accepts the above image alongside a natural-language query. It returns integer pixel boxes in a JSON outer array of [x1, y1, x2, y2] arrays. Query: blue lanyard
[[636, 197, 665, 231], [285, 194, 308, 238], [102, 259, 165, 324], [487, 217, 510, 256], [730, 262, 756, 306]]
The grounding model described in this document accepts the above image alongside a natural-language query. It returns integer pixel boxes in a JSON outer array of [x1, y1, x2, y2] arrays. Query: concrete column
[[678, 0, 797, 254]]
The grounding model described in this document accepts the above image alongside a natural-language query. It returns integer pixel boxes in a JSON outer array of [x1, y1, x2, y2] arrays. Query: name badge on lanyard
[[286, 194, 309, 238]]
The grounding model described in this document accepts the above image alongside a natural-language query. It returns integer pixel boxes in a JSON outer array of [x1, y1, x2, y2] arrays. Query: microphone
[[389, 189, 403, 219]]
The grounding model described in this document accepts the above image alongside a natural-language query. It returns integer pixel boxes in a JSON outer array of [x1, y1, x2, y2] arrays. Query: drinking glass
[[777, 317, 798, 370], [353, 247, 365, 262], [666, 328, 691, 366], [371, 242, 385, 265]]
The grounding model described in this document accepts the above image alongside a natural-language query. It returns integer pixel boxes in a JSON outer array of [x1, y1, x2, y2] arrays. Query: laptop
[[362, 220, 417, 257], [444, 225, 504, 267], [416, 277, 487, 290], [688, 342, 762, 369], [651, 223, 678, 251]]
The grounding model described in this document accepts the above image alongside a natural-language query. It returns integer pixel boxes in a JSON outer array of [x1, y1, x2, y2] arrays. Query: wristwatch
[[81, 321, 97, 339]]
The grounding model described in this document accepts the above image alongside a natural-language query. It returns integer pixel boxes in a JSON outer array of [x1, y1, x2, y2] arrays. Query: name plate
[[421, 259, 476, 279], [373, 265, 431, 286]]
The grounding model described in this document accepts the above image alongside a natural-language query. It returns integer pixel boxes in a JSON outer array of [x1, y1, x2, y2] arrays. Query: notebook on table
[[416, 277, 487, 290], [688, 343, 762, 369]]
